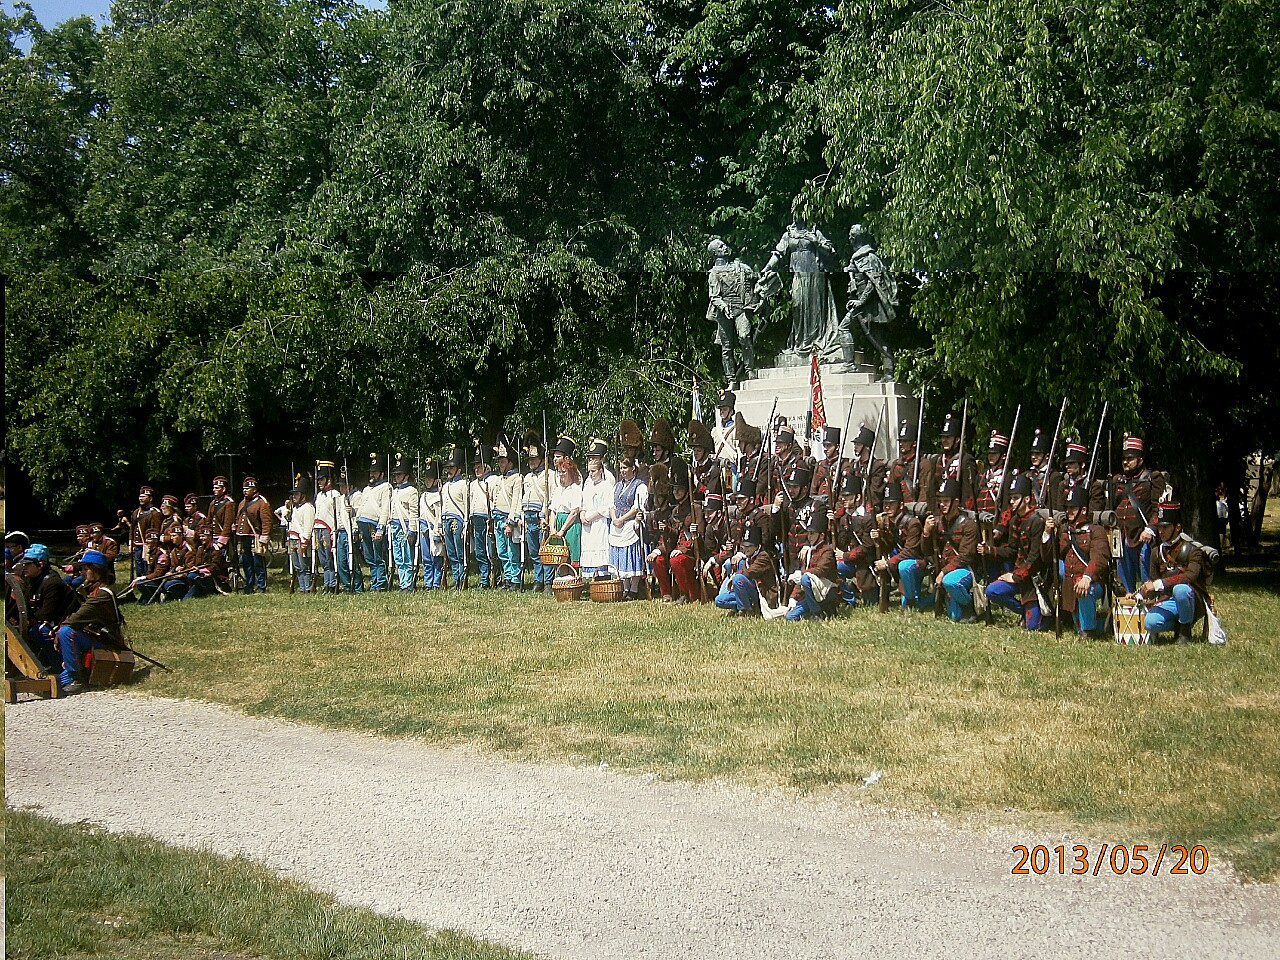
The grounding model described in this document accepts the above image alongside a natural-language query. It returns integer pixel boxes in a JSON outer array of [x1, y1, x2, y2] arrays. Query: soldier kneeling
[[1138, 501, 1206, 644]]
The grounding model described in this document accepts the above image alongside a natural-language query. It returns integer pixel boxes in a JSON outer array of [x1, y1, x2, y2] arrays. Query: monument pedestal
[[734, 358, 914, 461]]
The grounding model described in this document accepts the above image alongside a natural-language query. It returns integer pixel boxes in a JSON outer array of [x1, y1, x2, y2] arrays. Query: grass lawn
[[113, 542, 1280, 882], [4, 809, 533, 960]]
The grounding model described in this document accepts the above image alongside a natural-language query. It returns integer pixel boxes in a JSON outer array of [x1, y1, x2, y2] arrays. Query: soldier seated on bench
[[56, 549, 125, 694], [15, 543, 79, 670]]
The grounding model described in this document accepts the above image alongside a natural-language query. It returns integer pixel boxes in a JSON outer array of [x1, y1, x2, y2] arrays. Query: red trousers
[[652, 552, 696, 599]]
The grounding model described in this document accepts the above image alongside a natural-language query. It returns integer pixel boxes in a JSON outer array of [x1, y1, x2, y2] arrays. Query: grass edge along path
[[4, 808, 535, 960], [114, 558, 1280, 884]]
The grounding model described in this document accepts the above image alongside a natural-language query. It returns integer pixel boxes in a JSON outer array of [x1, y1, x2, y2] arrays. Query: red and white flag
[[809, 348, 827, 436]]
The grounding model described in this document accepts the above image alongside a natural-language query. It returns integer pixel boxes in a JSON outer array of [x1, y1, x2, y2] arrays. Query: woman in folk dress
[[580, 438, 615, 576], [609, 457, 649, 600], [550, 436, 584, 566]]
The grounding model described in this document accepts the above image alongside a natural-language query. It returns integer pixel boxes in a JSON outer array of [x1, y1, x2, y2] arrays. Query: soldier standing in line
[[208, 475, 237, 563], [336, 465, 364, 593], [974, 430, 1012, 584], [1025, 428, 1063, 510], [520, 435, 549, 592], [885, 419, 922, 504], [1060, 440, 1106, 512], [181, 493, 205, 540], [710, 389, 740, 466], [286, 481, 316, 593], [389, 454, 420, 591], [356, 453, 392, 592], [649, 419, 676, 474], [441, 445, 470, 589], [234, 476, 272, 594], [87, 522, 120, 585], [418, 459, 446, 590], [313, 461, 340, 594], [847, 424, 887, 514], [469, 443, 501, 588], [922, 412, 977, 514], [130, 486, 162, 578], [1110, 434, 1165, 594], [493, 437, 524, 590], [809, 425, 843, 498]]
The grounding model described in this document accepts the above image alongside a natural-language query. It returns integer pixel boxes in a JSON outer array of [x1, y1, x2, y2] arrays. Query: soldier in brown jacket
[[1045, 485, 1110, 638], [786, 503, 840, 620], [924, 477, 979, 622], [129, 486, 162, 578], [713, 519, 779, 615], [235, 476, 273, 593], [1110, 433, 1165, 593], [1140, 501, 1206, 644]]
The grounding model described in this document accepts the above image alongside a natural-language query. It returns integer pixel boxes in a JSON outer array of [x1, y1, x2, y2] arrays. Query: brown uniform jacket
[[930, 510, 978, 574], [235, 494, 273, 538], [1059, 521, 1109, 613]]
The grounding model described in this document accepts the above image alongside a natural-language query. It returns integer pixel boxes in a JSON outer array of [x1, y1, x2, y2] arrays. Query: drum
[[1113, 598, 1149, 645]]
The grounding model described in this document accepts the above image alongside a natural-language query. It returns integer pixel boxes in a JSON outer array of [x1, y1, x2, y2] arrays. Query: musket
[[690, 454, 707, 602], [1038, 398, 1069, 508], [874, 399, 891, 613], [343, 455, 354, 583], [385, 454, 394, 587], [1086, 401, 1109, 489], [830, 393, 860, 498], [913, 385, 927, 497], [957, 398, 969, 507], [996, 405, 1023, 515]]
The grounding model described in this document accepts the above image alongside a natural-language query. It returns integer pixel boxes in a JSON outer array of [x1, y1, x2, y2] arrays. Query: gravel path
[[7, 693, 1278, 959]]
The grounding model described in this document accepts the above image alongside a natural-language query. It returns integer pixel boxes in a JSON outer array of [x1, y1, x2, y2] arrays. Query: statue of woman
[[756, 218, 840, 363]]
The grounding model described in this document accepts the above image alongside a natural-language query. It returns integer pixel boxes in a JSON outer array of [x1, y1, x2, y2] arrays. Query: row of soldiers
[[28, 387, 1209, 641]]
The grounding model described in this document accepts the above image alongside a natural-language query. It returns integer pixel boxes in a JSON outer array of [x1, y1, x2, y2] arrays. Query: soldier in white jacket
[[356, 452, 393, 592], [336, 464, 363, 593], [418, 459, 446, 589], [440, 445, 470, 588], [469, 443, 502, 588], [389, 453, 420, 591], [313, 461, 341, 593], [287, 482, 316, 593], [493, 437, 525, 590]]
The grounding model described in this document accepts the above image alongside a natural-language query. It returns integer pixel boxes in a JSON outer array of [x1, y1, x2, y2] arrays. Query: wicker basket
[[589, 564, 625, 603], [539, 533, 571, 567], [551, 562, 585, 602]]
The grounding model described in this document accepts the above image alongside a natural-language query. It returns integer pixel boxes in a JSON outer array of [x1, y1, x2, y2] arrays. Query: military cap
[[808, 500, 830, 534], [937, 477, 962, 500], [689, 419, 714, 452], [649, 418, 677, 451], [704, 490, 725, 511], [445, 444, 467, 469], [840, 472, 864, 498], [775, 421, 796, 445], [472, 441, 490, 467], [20, 543, 50, 563], [896, 419, 916, 442], [1029, 428, 1050, 454], [1011, 473, 1034, 498], [315, 460, 335, 482], [144, 530, 160, 542], [522, 431, 545, 459], [90, 522, 105, 533], [820, 425, 841, 447], [854, 424, 876, 449], [648, 462, 671, 496], [735, 413, 761, 448], [183, 493, 199, 506], [736, 476, 757, 499], [742, 519, 765, 547], [988, 430, 1009, 452], [939, 412, 961, 438], [717, 388, 736, 410], [212, 475, 229, 487], [421, 457, 439, 481], [586, 438, 608, 459], [77, 549, 109, 570], [139, 485, 155, 496], [669, 458, 690, 489], [1157, 501, 1182, 525], [1122, 434, 1145, 454], [784, 463, 811, 487], [1064, 485, 1090, 510], [242, 476, 258, 488], [391, 453, 411, 475], [554, 436, 577, 459], [1064, 441, 1087, 464], [493, 436, 515, 462], [4, 531, 30, 546], [75, 524, 91, 536], [161, 494, 179, 507], [367, 452, 385, 472], [618, 419, 644, 448], [884, 481, 904, 503]]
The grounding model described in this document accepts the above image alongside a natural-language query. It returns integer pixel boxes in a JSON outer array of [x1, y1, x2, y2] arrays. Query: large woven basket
[[589, 564, 625, 603], [551, 562, 584, 602], [539, 533, 570, 567]]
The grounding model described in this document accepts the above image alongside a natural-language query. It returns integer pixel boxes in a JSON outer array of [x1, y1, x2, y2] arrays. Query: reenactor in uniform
[[710, 389, 740, 465], [54, 548, 125, 695], [441, 445, 470, 589], [833, 474, 877, 608], [15, 543, 77, 668], [5, 530, 31, 572], [809, 425, 843, 498], [1060, 441, 1106, 512], [130, 486, 162, 578], [785, 503, 840, 620], [848, 424, 887, 514], [735, 415, 768, 501], [208, 475, 237, 558], [356, 453, 393, 592], [714, 519, 780, 616], [286, 480, 316, 593], [689, 419, 719, 496], [494, 437, 524, 590], [776, 462, 816, 579], [644, 463, 676, 599], [974, 430, 1012, 584], [1045, 485, 1111, 638], [389, 454, 420, 592], [618, 419, 649, 484], [130, 529, 172, 603], [182, 523, 231, 599], [520, 435, 550, 591], [924, 477, 979, 622], [872, 482, 930, 610], [885, 420, 922, 504], [1025, 428, 1063, 510], [158, 494, 182, 539], [771, 421, 813, 500], [418, 459, 446, 590], [181, 494, 205, 540], [87, 522, 120, 585], [234, 476, 272, 593], [313, 462, 340, 594], [336, 465, 364, 593], [1110, 434, 1165, 593], [649, 459, 698, 603], [697, 487, 730, 594], [922, 412, 977, 513], [649, 418, 677, 474], [469, 443, 501, 588], [984, 474, 1050, 629], [1139, 500, 1207, 644]]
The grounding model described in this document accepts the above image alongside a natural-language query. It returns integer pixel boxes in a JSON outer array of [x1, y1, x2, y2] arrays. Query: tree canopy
[[3, 0, 1276, 527]]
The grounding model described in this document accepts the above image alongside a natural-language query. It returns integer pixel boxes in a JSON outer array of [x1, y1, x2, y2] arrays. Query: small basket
[[540, 533, 570, 567], [551, 562, 585, 602], [589, 564, 625, 603]]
